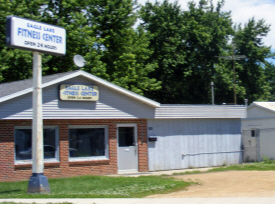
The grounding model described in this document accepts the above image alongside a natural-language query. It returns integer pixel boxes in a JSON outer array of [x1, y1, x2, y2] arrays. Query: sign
[[6, 16, 66, 56], [59, 84, 99, 101]]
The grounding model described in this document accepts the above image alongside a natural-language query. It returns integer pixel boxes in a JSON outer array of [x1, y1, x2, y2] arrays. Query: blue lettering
[[43, 33, 62, 44], [17, 28, 40, 39], [63, 91, 79, 96], [43, 27, 55, 33], [82, 86, 93, 91], [65, 86, 79, 90], [81, 92, 97, 96], [27, 23, 41, 30]]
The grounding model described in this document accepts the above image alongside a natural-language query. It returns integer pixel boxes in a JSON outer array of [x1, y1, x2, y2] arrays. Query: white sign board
[[6, 16, 66, 56], [59, 84, 99, 101]]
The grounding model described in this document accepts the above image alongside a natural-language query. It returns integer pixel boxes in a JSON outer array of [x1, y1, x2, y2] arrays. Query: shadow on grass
[[0, 190, 21, 194]]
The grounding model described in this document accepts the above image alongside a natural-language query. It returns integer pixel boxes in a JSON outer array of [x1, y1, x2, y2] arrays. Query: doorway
[[117, 124, 138, 173]]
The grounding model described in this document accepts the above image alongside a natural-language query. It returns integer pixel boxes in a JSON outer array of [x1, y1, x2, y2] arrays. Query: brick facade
[[0, 119, 148, 182]]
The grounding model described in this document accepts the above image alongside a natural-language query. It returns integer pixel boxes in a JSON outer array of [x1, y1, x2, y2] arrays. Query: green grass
[[0, 175, 192, 198], [208, 162, 275, 172], [173, 159, 275, 176]]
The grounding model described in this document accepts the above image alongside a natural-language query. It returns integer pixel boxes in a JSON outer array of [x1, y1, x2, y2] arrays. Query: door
[[117, 124, 138, 172]]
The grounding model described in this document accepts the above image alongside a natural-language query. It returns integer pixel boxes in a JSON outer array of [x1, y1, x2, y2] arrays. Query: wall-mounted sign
[[6, 16, 66, 56], [59, 84, 99, 101]]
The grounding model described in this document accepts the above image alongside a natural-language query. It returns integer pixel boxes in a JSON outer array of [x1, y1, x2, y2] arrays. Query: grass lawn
[[0, 175, 192, 198], [208, 162, 275, 172], [173, 159, 275, 176]]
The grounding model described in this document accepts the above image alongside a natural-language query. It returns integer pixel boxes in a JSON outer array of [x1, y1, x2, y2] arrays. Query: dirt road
[[148, 171, 275, 198]]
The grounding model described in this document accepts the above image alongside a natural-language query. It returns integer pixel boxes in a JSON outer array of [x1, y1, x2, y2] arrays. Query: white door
[[117, 124, 138, 173]]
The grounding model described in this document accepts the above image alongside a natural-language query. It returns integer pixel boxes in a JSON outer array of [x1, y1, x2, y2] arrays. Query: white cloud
[[138, 0, 275, 49]]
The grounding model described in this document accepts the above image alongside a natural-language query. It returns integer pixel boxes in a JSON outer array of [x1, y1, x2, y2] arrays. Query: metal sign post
[[27, 52, 50, 193]]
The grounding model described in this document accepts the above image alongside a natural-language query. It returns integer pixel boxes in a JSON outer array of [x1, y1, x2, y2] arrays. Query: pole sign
[[6, 16, 66, 56]]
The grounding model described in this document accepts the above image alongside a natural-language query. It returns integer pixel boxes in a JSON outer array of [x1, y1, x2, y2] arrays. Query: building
[[242, 102, 275, 162], [0, 70, 246, 181]]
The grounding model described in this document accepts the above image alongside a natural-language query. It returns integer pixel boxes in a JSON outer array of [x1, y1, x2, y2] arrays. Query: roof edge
[[0, 70, 161, 108]]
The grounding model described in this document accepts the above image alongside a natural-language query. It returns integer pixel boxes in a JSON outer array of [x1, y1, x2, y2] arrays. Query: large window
[[69, 125, 108, 160], [14, 126, 59, 162]]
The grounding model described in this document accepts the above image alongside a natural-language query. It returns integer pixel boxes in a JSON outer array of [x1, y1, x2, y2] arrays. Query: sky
[[138, 0, 275, 54]]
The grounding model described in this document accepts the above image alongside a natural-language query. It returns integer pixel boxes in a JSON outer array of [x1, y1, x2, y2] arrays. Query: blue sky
[[138, 0, 275, 64]]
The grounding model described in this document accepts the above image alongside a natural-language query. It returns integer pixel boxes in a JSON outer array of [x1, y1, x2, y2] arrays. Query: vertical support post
[[27, 52, 50, 194], [244, 99, 248, 118], [256, 128, 261, 162], [211, 82, 214, 105]]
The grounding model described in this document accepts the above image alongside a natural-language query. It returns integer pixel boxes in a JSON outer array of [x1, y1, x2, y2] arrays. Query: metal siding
[[148, 118, 242, 171], [0, 76, 155, 119], [155, 105, 246, 118]]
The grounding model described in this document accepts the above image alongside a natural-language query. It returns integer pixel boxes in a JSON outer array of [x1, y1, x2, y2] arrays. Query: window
[[251, 130, 255, 137], [14, 126, 59, 162], [69, 125, 108, 160]]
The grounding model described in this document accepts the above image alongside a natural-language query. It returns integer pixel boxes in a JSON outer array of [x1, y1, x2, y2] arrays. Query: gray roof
[[0, 70, 79, 98]]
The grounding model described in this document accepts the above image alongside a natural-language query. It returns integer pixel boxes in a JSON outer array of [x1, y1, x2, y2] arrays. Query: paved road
[[2, 198, 275, 204]]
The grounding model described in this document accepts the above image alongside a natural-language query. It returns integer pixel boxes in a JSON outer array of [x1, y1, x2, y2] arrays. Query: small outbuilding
[[0, 70, 246, 181], [242, 102, 275, 162]]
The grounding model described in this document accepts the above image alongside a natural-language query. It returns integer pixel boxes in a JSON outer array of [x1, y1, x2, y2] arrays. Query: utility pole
[[216, 42, 247, 105]]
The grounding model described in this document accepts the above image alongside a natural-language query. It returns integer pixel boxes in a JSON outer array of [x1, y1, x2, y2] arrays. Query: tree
[[264, 61, 275, 101], [0, 0, 105, 82], [0, 0, 45, 82], [0, 0, 160, 96], [233, 18, 272, 103], [86, 0, 161, 94], [140, 0, 233, 104]]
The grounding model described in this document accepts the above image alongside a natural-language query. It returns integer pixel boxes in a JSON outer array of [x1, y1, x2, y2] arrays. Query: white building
[[242, 102, 275, 162]]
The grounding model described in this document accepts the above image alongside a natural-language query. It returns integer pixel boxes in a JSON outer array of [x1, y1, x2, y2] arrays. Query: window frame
[[14, 126, 59, 164], [68, 125, 109, 162]]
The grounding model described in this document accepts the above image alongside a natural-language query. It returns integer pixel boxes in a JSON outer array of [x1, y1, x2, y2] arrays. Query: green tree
[[0, 0, 105, 82], [182, 0, 234, 104], [264, 62, 275, 101], [140, 0, 233, 104], [233, 18, 272, 103], [0, 0, 45, 82], [86, 0, 160, 94], [0, 0, 160, 96]]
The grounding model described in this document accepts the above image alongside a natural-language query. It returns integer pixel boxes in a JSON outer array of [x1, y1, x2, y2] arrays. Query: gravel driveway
[[147, 171, 275, 198]]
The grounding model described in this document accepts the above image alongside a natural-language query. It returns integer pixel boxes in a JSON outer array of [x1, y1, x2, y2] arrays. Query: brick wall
[[0, 119, 148, 182]]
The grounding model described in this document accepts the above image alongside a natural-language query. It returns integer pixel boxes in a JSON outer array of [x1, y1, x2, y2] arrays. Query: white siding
[[148, 119, 242, 171], [247, 106, 275, 119], [259, 128, 275, 160], [155, 105, 246, 118]]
